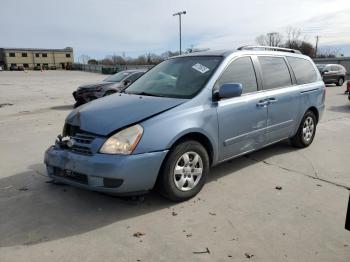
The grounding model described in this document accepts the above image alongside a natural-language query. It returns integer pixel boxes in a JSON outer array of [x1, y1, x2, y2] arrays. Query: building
[[0, 47, 74, 70]]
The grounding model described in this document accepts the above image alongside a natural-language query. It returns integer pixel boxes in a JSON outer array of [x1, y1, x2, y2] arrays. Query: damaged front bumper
[[44, 145, 168, 195]]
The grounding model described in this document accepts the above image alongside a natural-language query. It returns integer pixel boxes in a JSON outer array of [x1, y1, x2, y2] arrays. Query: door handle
[[256, 99, 268, 107], [268, 97, 278, 104]]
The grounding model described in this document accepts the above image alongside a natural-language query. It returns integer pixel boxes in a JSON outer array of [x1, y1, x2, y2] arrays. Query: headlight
[[99, 124, 143, 155]]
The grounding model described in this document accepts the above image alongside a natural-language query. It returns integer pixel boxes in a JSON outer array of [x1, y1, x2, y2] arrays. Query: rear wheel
[[336, 77, 344, 86], [159, 140, 209, 202], [290, 110, 317, 148]]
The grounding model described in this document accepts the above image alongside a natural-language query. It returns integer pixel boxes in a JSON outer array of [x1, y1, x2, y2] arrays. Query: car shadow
[[0, 141, 295, 247], [50, 105, 74, 111], [328, 104, 350, 113]]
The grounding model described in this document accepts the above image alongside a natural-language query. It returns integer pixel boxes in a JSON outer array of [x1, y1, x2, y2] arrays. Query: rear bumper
[[44, 146, 168, 194]]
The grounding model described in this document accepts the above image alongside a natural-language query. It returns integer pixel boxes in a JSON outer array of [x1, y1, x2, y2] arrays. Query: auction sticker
[[192, 63, 210, 74]]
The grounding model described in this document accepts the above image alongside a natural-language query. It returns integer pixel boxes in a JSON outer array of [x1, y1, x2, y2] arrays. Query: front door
[[216, 56, 268, 161]]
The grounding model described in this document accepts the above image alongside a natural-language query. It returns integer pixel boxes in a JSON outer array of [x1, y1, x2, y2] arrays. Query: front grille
[[69, 133, 96, 155], [61, 124, 97, 156], [54, 167, 88, 184], [63, 124, 81, 137]]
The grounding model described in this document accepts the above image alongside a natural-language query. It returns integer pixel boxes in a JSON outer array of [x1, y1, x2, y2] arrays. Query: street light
[[173, 11, 186, 55]]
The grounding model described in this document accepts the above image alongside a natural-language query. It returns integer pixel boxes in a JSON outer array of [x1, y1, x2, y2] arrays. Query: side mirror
[[213, 83, 243, 100]]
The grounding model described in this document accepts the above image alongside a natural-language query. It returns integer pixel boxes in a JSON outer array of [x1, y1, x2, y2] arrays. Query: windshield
[[104, 71, 132, 82], [125, 56, 222, 99]]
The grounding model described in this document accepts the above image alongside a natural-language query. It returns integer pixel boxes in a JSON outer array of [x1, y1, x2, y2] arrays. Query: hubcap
[[302, 116, 315, 142], [173, 151, 203, 191]]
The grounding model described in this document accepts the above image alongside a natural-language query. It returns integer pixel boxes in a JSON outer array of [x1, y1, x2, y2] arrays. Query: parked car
[[17, 65, 24, 71], [50, 65, 57, 70], [72, 69, 146, 108], [316, 64, 347, 86], [0, 66, 3, 71], [9, 65, 18, 71], [45, 46, 325, 202]]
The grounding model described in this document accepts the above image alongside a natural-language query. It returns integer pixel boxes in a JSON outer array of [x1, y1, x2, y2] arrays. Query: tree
[[285, 27, 302, 49], [87, 59, 98, 65], [298, 41, 315, 57], [256, 32, 283, 47], [78, 54, 91, 64]]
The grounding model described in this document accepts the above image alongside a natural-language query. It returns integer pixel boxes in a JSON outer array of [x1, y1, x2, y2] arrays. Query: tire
[[336, 77, 344, 86], [290, 110, 317, 148], [158, 140, 209, 202]]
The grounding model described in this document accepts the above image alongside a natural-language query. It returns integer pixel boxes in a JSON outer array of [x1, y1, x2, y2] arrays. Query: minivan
[[45, 46, 325, 202]]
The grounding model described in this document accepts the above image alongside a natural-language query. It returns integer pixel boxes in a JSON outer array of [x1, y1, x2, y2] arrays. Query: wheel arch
[[307, 106, 319, 124], [167, 132, 215, 166]]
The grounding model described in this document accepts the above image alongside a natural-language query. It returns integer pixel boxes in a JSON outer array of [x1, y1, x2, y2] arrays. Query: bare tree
[[285, 27, 302, 49], [79, 54, 91, 64], [318, 47, 342, 58], [255, 32, 283, 46]]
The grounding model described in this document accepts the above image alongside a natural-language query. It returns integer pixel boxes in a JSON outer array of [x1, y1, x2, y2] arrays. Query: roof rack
[[237, 45, 301, 54]]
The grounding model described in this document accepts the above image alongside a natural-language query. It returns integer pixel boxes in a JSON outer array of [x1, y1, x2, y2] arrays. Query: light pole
[[173, 11, 186, 55]]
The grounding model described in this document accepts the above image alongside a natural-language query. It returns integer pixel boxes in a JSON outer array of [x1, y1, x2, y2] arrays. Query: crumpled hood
[[66, 93, 186, 136]]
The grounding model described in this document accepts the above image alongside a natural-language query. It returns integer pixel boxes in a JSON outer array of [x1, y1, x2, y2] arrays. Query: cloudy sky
[[1, 0, 350, 59]]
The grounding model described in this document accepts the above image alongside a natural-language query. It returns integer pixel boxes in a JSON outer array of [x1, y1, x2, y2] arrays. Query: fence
[[313, 57, 350, 80], [74, 63, 154, 74]]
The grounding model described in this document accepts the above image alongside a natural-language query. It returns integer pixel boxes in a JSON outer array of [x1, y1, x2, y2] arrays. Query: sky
[[1, 0, 350, 60]]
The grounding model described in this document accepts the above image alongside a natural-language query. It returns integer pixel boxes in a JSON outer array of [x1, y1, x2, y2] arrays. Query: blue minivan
[[45, 46, 325, 201]]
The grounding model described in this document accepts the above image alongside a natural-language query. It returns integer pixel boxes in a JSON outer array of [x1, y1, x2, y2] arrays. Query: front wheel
[[290, 110, 317, 148], [158, 140, 209, 202]]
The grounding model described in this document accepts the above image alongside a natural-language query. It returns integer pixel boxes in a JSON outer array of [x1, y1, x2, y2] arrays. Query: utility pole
[[315, 36, 320, 58], [173, 11, 186, 55]]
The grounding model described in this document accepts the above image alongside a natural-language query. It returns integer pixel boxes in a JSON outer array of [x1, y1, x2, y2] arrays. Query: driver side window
[[216, 57, 258, 94]]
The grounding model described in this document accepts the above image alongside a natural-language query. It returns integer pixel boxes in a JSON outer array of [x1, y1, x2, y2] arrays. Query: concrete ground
[[0, 71, 349, 262]]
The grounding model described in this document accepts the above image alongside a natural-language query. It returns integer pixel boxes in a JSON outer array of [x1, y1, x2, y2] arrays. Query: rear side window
[[216, 57, 258, 94], [287, 57, 317, 84], [258, 56, 292, 89]]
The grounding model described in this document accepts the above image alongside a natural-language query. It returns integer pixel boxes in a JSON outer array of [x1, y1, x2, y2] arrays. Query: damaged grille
[[63, 124, 82, 137], [61, 124, 97, 156], [69, 133, 95, 155]]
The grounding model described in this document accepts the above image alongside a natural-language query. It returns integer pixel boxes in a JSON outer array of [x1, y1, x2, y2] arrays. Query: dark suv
[[316, 64, 347, 86], [73, 69, 146, 107]]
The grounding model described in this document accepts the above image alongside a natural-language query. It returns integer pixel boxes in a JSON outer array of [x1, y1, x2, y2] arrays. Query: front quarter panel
[[133, 101, 219, 164]]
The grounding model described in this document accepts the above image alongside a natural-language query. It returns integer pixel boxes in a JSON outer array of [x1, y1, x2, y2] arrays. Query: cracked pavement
[[0, 71, 349, 261]]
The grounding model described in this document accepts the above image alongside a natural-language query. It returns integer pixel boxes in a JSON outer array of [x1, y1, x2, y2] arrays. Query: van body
[[45, 48, 325, 201]]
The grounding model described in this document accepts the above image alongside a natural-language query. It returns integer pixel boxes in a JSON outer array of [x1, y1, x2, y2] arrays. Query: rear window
[[258, 56, 292, 89], [287, 57, 318, 84]]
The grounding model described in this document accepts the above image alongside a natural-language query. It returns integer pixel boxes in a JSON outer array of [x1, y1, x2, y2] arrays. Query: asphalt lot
[[0, 70, 349, 262]]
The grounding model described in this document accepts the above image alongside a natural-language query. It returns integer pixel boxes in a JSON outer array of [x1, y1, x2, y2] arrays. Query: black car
[[72, 69, 146, 108], [9, 64, 18, 71], [316, 64, 347, 86]]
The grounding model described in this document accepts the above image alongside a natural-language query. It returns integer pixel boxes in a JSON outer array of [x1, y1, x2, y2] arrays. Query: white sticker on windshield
[[192, 63, 210, 74]]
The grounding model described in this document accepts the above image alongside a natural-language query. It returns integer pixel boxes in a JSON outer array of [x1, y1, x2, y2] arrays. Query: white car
[[0, 66, 3, 71]]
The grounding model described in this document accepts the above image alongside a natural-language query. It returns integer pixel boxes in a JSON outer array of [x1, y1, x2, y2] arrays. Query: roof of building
[[0, 47, 73, 52]]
